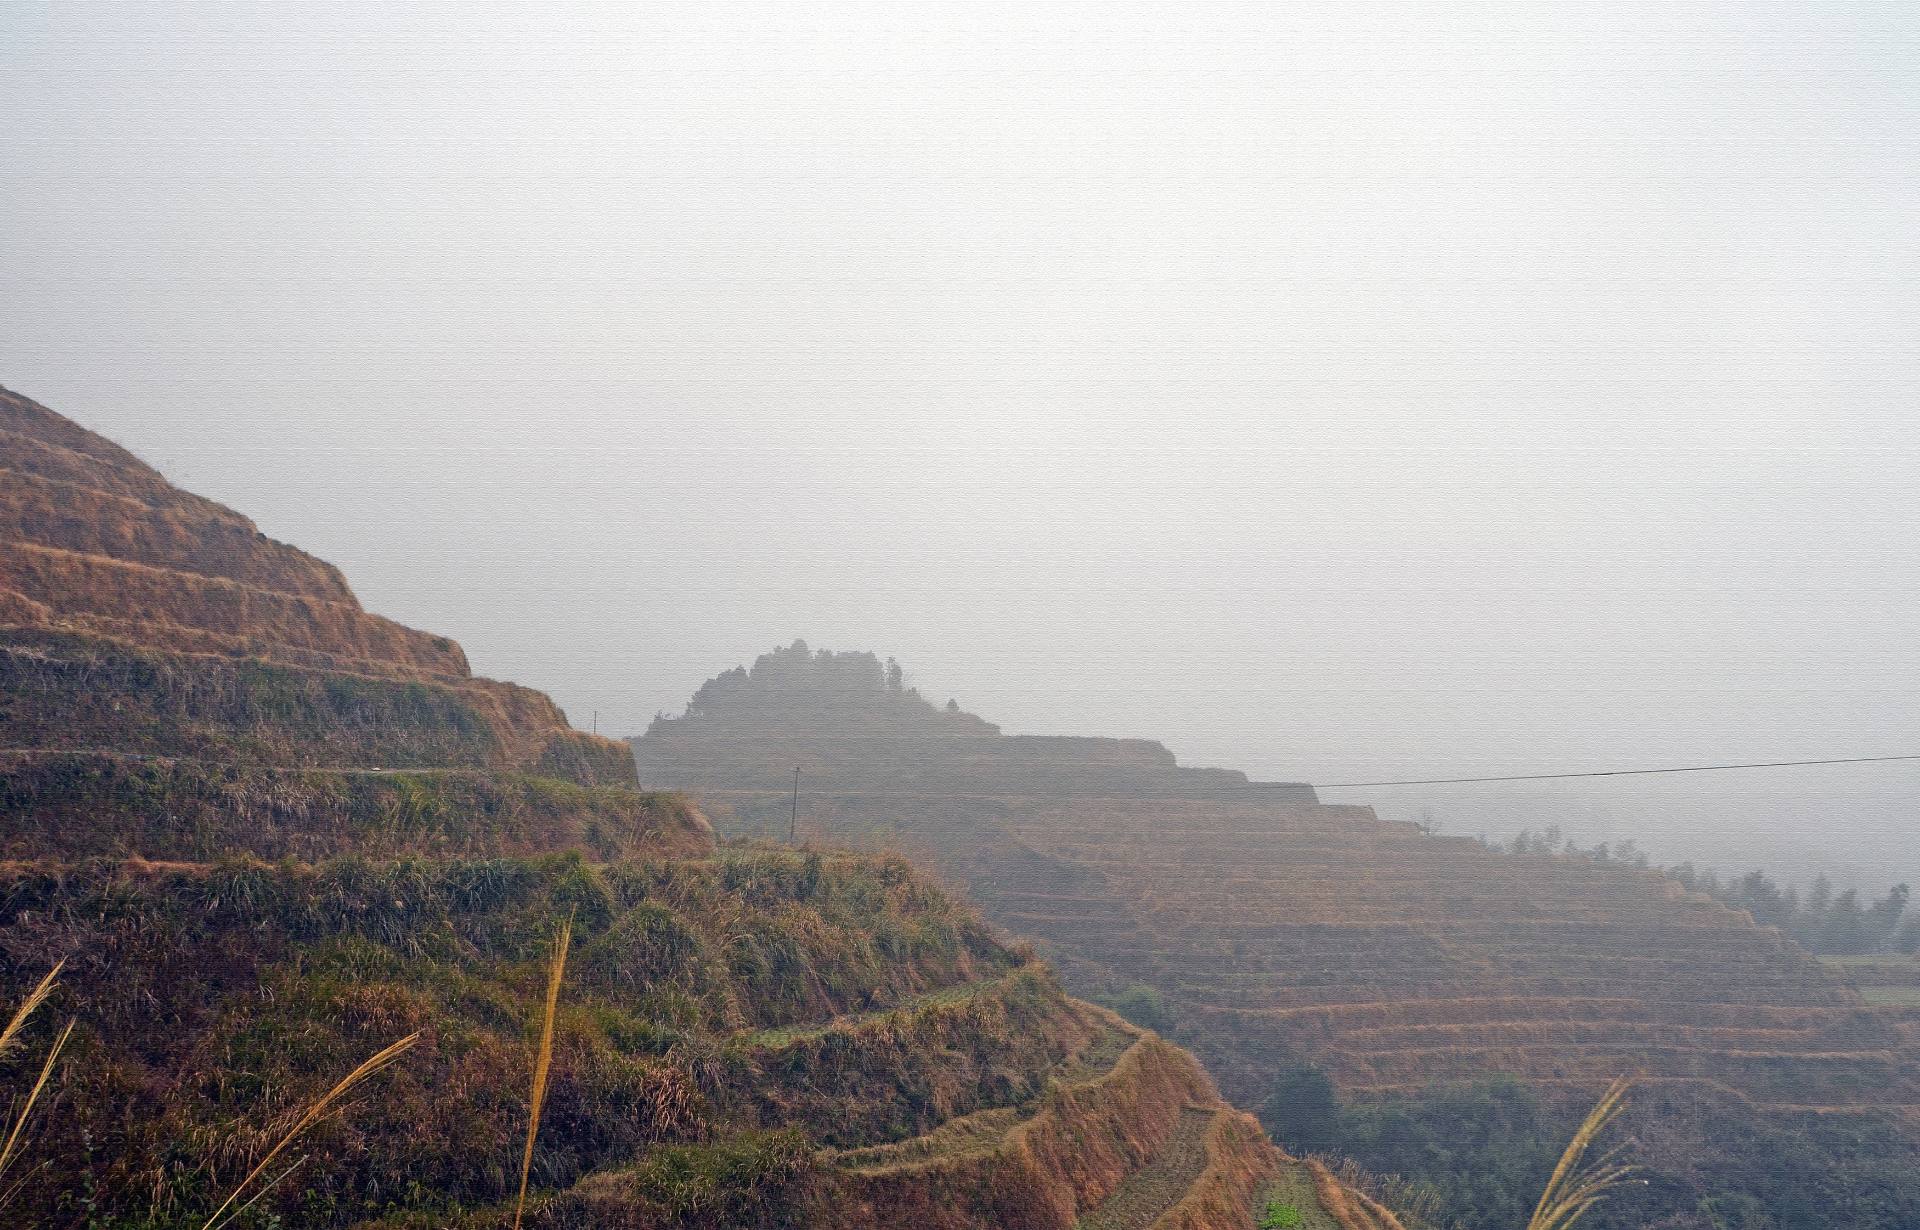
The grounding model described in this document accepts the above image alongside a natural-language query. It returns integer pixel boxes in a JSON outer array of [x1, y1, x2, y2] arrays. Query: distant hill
[[648, 640, 1000, 738], [638, 639, 1314, 801], [0, 389, 1364, 1230], [636, 647, 1920, 1230]]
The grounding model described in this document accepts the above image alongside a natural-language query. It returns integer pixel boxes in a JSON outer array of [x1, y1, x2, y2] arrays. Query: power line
[[1311, 753, 1920, 790]]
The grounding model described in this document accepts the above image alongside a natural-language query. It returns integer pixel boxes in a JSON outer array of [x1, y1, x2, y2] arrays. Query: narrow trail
[[739, 970, 1018, 1049], [1074, 1106, 1217, 1230], [0, 745, 484, 778], [834, 1023, 1141, 1174], [1254, 1163, 1344, 1230]]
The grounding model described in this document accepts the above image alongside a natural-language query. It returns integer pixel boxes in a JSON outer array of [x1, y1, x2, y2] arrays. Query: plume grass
[[514, 913, 574, 1230], [1525, 1076, 1636, 1230], [199, 1030, 421, 1230], [0, 962, 71, 1210], [0, 1018, 73, 1208], [0, 961, 63, 1062]]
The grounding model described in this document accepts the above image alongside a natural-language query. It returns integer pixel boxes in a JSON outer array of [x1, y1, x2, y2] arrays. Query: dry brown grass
[[1306, 1159, 1410, 1230], [0, 467, 356, 601], [0, 540, 468, 675]]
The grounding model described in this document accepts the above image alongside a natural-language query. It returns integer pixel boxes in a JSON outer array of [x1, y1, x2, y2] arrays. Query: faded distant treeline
[[646, 640, 999, 738], [1495, 826, 1916, 956]]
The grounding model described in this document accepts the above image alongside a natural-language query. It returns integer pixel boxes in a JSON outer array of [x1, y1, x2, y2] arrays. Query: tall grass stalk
[[0, 961, 63, 1061], [1525, 1077, 1636, 1230], [514, 914, 574, 1230], [0, 1018, 74, 1207], [206, 1155, 309, 1230], [199, 1030, 421, 1230], [0, 961, 72, 1210]]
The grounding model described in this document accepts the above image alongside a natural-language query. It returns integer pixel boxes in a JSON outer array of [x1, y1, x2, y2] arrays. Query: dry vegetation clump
[[0, 959, 71, 1210], [513, 917, 573, 1230], [1522, 1077, 1636, 1230]]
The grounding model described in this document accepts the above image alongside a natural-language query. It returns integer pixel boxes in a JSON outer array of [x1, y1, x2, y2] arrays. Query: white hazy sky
[[5, 1, 1918, 885]]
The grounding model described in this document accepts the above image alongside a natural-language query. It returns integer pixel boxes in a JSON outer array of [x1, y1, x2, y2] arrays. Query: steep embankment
[[0, 390, 1315, 1229], [633, 646, 1920, 1228]]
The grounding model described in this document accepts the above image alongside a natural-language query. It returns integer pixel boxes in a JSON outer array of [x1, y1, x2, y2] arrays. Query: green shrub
[[580, 902, 716, 995], [1094, 983, 1171, 1033], [1259, 1200, 1304, 1229]]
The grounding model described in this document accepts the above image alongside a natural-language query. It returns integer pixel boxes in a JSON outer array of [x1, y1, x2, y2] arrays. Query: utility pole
[[789, 766, 800, 844]]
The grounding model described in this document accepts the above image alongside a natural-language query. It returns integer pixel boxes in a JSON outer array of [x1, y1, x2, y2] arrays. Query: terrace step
[[1073, 1106, 1218, 1230], [739, 968, 1022, 1051], [834, 1022, 1140, 1174]]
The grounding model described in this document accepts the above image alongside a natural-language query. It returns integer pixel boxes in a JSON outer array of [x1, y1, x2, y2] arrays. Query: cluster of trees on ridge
[[646, 640, 999, 737], [1492, 826, 1918, 956]]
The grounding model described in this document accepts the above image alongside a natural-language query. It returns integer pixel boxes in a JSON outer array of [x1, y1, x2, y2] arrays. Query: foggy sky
[[5, 2, 1918, 886]]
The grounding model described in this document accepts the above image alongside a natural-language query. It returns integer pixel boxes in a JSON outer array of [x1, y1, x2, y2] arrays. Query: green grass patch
[[1254, 1166, 1340, 1230], [1860, 986, 1920, 1005]]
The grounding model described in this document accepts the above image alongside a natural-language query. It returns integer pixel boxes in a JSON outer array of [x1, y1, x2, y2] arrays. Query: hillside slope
[[9, 847, 1301, 1230], [634, 645, 1920, 1228], [0, 385, 678, 862], [0, 389, 1335, 1230]]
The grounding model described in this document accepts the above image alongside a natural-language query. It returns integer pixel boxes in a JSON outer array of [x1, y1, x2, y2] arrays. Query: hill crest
[[637, 642, 1315, 801]]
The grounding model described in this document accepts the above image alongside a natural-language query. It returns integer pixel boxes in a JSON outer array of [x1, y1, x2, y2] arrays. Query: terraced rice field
[[695, 787, 1920, 1119], [973, 798, 1920, 1111], [1823, 955, 1920, 1006], [823, 1008, 1308, 1229]]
